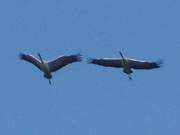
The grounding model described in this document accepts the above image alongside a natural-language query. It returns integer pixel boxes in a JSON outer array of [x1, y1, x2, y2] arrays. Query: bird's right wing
[[88, 58, 123, 68], [48, 54, 82, 72], [19, 53, 42, 71], [128, 59, 163, 69]]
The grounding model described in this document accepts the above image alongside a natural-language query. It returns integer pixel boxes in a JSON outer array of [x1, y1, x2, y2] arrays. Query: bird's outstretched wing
[[88, 58, 123, 68], [19, 53, 42, 71], [48, 54, 82, 72], [128, 59, 163, 69]]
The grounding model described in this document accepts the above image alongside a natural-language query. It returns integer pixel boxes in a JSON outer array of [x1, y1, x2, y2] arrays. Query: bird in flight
[[19, 53, 82, 84], [88, 51, 163, 80]]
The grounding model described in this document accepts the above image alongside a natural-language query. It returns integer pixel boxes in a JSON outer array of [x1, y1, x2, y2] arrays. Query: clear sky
[[0, 0, 180, 134]]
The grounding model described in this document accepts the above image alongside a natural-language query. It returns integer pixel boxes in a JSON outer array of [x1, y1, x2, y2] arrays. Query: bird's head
[[44, 74, 52, 79]]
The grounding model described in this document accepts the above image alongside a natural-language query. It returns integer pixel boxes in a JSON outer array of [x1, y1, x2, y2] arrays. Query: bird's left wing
[[88, 58, 123, 68], [48, 54, 82, 72], [19, 53, 42, 71], [128, 59, 163, 69]]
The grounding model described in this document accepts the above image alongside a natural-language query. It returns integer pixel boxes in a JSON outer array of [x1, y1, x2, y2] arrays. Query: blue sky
[[0, 0, 180, 134]]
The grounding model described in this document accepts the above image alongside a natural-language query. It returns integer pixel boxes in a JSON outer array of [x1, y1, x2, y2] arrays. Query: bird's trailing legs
[[38, 53, 44, 64], [119, 51, 132, 80], [119, 51, 125, 60], [38, 53, 52, 85], [119, 51, 127, 66]]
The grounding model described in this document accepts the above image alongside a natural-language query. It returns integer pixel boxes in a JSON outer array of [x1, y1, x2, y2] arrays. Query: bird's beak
[[48, 79, 52, 85], [128, 75, 132, 80]]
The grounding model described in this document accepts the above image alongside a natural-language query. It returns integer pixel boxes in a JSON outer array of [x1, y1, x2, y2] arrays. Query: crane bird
[[88, 51, 163, 80], [19, 53, 82, 84]]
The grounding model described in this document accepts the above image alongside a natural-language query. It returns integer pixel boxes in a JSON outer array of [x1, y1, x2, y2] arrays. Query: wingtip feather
[[156, 59, 164, 68], [76, 53, 83, 62], [19, 53, 26, 60], [87, 58, 94, 63]]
